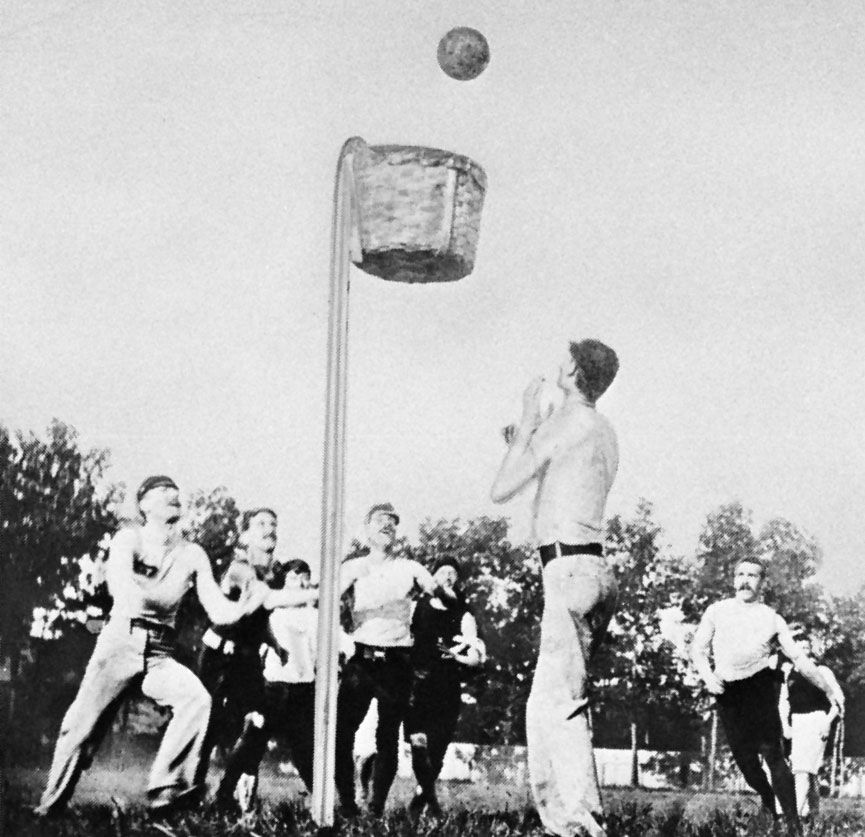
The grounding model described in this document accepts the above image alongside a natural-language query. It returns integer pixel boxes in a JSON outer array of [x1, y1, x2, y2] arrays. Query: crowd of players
[[34, 338, 846, 837], [34, 484, 485, 824]]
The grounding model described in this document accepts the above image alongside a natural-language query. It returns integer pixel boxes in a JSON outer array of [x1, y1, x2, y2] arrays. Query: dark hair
[[568, 339, 619, 402], [241, 507, 278, 531], [432, 556, 463, 579], [734, 557, 767, 579], [283, 558, 311, 576], [136, 474, 178, 504]]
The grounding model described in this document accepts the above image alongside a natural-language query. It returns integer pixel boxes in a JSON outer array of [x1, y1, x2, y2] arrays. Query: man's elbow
[[490, 481, 511, 504]]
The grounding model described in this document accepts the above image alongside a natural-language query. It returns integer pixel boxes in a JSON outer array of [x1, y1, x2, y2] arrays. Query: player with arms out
[[36, 476, 268, 816], [334, 503, 436, 818]]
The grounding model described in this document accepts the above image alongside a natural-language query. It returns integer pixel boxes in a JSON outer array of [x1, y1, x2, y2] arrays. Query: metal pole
[[707, 708, 718, 792], [311, 138, 366, 830]]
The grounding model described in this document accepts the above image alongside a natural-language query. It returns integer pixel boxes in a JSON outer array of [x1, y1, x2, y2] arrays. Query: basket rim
[[366, 144, 487, 189]]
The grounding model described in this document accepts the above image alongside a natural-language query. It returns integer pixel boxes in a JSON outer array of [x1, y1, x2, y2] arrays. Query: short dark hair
[[241, 507, 278, 531], [283, 558, 311, 576], [432, 556, 463, 578], [734, 557, 766, 579], [569, 339, 619, 402], [136, 475, 178, 504]]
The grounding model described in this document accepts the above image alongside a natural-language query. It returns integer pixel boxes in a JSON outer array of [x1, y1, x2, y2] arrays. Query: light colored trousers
[[526, 553, 617, 837], [37, 617, 211, 814]]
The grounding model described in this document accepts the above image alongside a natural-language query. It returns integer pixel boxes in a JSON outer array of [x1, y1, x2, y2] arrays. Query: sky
[[2, 1, 864, 593]]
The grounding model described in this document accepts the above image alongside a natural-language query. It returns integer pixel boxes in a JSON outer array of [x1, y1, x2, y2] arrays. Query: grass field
[[5, 748, 865, 837]]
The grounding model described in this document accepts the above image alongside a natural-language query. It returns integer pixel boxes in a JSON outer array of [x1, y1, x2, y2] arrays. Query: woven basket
[[351, 144, 487, 284]]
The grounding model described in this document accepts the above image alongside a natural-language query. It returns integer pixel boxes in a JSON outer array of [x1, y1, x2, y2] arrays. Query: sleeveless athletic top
[[107, 526, 198, 627], [788, 669, 832, 714]]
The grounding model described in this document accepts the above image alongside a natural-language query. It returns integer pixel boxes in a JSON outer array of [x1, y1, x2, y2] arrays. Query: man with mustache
[[692, 558, 841, 837], [196, 508, 318, 811], [36, 475, 267, 816], [334, 503, 436, 818]]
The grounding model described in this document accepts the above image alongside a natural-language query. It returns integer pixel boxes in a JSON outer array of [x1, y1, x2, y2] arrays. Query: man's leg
[[793, 773, 809, 816], [214, 659, 268, 809], [409, 676, 462, 820], [36, 624, 141, 816], [717, 699, 778, 814], [194, 647, 231, 788], [334, 655, 375, 814], [758, 737, 799, 826], [141, 652, 211, 807], [526, 555, 614, 837], [368, 653, 412, 817], [283, 682, 315, 792]]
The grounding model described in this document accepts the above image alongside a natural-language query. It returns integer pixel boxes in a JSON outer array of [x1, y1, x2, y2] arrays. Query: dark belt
[[355, 643, 410, 663], [538, 542, 603, 568], [128, 617, 175, 637]]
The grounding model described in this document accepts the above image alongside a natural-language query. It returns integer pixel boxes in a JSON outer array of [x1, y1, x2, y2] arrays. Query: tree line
[[2, 420, 864, 773]]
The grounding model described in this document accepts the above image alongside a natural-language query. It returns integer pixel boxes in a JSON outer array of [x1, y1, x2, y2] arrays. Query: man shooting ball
[[491, 339, 620, 837]]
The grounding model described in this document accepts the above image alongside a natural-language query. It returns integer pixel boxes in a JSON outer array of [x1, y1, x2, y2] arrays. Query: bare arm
[[105, 527, 138, 603], [821, 668, 845, 720], [414, 563, 437, 597], [340, 559, 361, 596], [192, 548, 265, 626], [691, 608, 725, 695], [776, 620, 835, 703], [451, 612, 484, 667], [264, 586, 319, 609], [490, 377, 547, 503]]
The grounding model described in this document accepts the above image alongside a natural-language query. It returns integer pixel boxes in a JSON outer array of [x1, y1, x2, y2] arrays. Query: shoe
[[337, 800, 361, 820], [407, 791, 426, 824], [148, 784, 205, 815]]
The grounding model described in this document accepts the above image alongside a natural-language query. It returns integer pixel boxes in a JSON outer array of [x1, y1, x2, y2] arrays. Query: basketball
[[437, 27, 490, 81]]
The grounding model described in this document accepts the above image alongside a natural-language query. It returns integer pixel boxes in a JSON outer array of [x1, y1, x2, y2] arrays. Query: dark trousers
[[717, 668, 798, 823], [196, 646, 268, 801], [334, 645, 412, 814], [406, 666, 463, 795], [264, 681, 315, 792]]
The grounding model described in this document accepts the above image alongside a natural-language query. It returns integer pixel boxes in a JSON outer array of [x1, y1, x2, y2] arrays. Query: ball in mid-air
[[437, 27, 490, 81]]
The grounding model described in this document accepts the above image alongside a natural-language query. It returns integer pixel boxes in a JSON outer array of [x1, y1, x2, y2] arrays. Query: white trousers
[[37, 618, 211, 814], [526, 553, 617, 837]]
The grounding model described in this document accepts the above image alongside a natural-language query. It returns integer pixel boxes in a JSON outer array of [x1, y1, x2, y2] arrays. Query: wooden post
[[707, 708, 718, 792], [311, 137, 366, 831]]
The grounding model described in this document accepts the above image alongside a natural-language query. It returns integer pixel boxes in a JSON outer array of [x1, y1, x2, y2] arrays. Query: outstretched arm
[[264, 585, 319, 609], [777, 620, 836, 707], [193, 548, 265, 626]]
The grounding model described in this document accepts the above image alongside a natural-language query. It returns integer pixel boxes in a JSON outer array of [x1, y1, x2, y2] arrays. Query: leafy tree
[[0, 420, 116, 654], [757, 517, 826, 632], [593, 500, 697, 784], [684, 502, 758, 619]]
